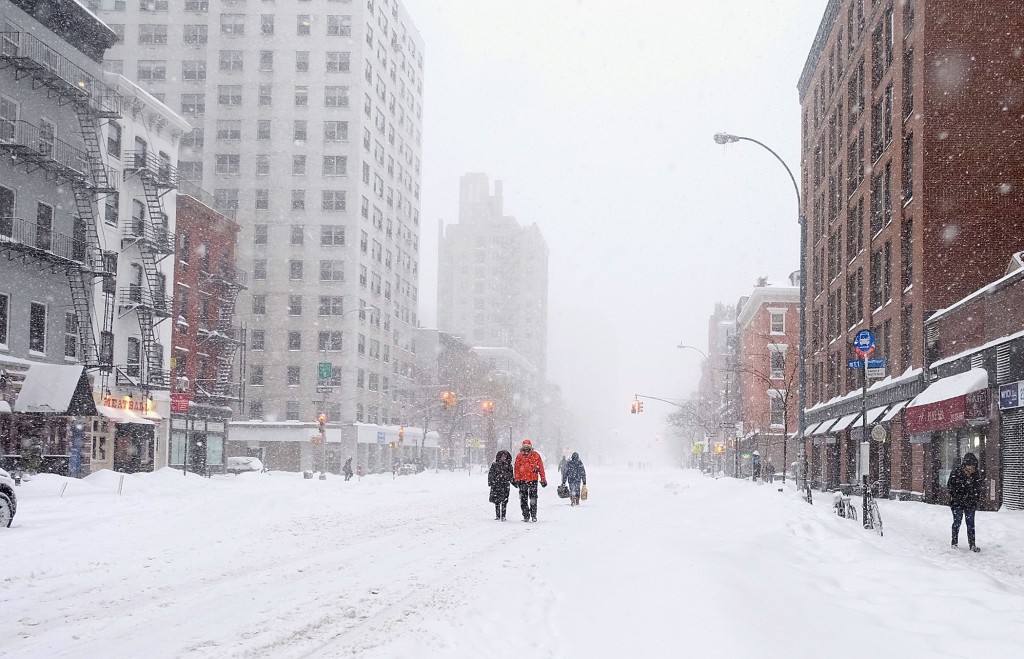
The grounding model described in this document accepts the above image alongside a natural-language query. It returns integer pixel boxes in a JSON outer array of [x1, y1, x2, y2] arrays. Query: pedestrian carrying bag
[[556, 484, 570, 499], [581, 485, 588, 501]]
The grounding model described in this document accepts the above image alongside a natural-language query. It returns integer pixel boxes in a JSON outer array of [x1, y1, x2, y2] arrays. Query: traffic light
[[441, 391, 456, 409], [630, 400, 637, 414], [481, 400, 494, 414], [398, 426, 405, 443], [639, 402, 644, 413], [317, 412, 327, 435]]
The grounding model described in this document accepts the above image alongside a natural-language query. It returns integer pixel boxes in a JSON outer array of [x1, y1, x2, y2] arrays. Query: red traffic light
[[481, 400, 494, 414], [441, 391, 457, 408]]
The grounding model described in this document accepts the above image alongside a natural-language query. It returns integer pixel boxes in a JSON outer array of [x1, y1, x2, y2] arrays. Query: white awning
[[830, 412, 862, 432], [865, 405, 890, 424], [811, 418, 839, 435], [96, 405, 156, 425], [881, 401, 909, 422], [13, 364, 93, 414], [0, 401, 11, 413], [907, 368, 988, 409]]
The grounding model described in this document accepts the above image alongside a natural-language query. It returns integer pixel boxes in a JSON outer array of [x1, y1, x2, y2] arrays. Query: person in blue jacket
[[562, 452, 587, 506]]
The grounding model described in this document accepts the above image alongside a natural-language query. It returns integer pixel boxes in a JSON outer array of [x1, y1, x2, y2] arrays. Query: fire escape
[[0, 30, 120, 380], [119, 148, 177, 391], [195, 260, 248, 404]]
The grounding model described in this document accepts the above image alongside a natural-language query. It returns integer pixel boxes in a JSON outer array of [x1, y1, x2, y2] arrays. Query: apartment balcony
[[124, 150, 178, 189], [0, 119, 93, 185], [0, 216, 88, 268], [121, 219, 174, 254], [118, 286, 173, 318], [0, 31, 122, 118], [196, 320, 243, 346]]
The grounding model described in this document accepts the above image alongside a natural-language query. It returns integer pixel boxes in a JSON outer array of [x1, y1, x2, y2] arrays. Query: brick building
[[797, 0, 1024, 498], [734, 277, 800, 475], [169, 190, 246, 474], [694, 303, 735, 473]]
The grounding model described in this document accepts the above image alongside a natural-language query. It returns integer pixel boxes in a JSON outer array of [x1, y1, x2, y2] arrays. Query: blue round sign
[[854, 329, 875, 354]]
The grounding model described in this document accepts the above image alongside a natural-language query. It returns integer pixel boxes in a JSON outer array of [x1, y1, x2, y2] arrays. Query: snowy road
[[4, 468, 1024, 658]]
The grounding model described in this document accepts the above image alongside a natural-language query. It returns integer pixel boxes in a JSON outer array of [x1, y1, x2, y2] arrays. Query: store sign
[[905, 389, 989, 434], [102, 395, 151, 413], [999, 381, 1024, 410], [170, 393, 191, 413]]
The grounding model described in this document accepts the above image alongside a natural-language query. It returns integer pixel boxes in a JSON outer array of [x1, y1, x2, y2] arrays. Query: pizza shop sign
[[102, 395, 152, 413]]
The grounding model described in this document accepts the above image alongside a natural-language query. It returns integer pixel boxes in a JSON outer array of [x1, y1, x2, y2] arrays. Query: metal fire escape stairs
[[197, 264, 247, 402], [121, 149, 176, 391]]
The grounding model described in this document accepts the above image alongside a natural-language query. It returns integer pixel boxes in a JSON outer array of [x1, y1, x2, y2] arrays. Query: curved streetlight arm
[[677, 343, 710, 362], [714, 133, 801, 210]]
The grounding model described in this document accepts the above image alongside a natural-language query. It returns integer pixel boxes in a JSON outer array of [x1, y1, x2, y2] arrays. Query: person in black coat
[[343, 457, 354, 481], [488, 450, 515, 521], [562, 452, 587, 506], [947, 452, 983, 552]]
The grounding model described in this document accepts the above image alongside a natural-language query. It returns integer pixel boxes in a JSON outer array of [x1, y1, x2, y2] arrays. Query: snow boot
[[970, 544, 980, 553], [531, 515, 537, 522]]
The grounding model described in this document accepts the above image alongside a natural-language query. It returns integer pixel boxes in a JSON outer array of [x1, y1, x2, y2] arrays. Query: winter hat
[[962, 453, 979, 467], [522, 439, 532, 447]]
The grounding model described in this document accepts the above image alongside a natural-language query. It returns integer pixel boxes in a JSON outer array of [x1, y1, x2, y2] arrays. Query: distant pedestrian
[[558, 455, 568, 478], [488, 450, 515, 521], [765, 461, 775, 484], [562, 452, 587, 506], [343, 457, 354, 481], [948, 452, 983, 552], [513, 439, 547, 522]]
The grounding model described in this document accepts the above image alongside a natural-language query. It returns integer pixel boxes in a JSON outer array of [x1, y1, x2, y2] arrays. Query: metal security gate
[[1002, 409, 1024, 510]]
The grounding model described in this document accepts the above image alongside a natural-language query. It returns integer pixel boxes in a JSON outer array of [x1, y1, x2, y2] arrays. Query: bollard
[[118, 474, 125, 496], [59, 483, 68, 498]]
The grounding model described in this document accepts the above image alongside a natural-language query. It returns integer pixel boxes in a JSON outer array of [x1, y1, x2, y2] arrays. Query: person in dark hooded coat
[[488, 450, 515, 521], [947, 452, 983, 551], [343, 457, 354, 481], [562, 452, 587, 506]]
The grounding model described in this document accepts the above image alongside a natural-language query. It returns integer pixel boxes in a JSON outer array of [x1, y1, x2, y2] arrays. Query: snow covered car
[[225, 457, 264, 475], [0, 467, 16, 528]]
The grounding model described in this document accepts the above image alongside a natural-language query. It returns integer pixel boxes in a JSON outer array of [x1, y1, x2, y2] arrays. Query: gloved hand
[[511, 481, 519, 489], [541, 480, 547, 488]]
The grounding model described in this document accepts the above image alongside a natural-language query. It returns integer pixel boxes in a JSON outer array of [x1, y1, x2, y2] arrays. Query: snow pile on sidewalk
[[2, 468, 1024, 658]]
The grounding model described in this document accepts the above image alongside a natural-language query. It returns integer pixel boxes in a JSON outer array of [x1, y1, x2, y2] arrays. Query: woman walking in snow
[[488, 450, 515, 521], [562, 452, 587, 506]]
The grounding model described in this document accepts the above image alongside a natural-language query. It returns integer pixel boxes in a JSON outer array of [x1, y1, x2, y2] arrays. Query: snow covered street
[[4, 467, 1024, 658]]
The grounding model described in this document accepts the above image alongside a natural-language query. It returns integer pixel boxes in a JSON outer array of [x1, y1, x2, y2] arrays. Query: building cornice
[[797, 0, 843, 101]]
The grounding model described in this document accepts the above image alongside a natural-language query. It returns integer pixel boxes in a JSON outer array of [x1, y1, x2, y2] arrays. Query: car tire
[[0, 492, 13, 528]]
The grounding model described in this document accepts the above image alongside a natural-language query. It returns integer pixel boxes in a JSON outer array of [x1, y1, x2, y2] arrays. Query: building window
[[318, 331, 343, 352], [136, 59, 166, 81], [288, 295, 302, 316], [252, 259, 267, 280], [327, 15, 352, 36], [297, 14, 311, 35], [326, 51, 350, 72], [321, 225, 345, 246], [319, 296, 344, 315], [252, 294, 266, 315], [181, 93, 205, 116], [770, 349, 785, 380], [325, 86, 349, 107], [289, 260, 304, 280], [286, 401, 300, 421], [107, 123, 122, 158], [251, 330, 265, 351], [261, 14, 274, 35], [258, 84, 272, 106], [250, 365, 264, 386], [288, 331, 302, 351], [324, 121, 348, 142], [104, 192, 119, 226], [287, 366, 301, 387], [320, 260, 344, 281], [322, 190, 346, 211], [218, 85, 242, 106], [769, 394, 785, 427], [183, 25, 208, 44], [296, 51, 309, 72], [138, 24, 168, 44], [29, 302, 47, 353], [293, 120, 307, 141], [215, 154, 241, 175], [255, 189, 269, 210], [294, 86, 309, 107], [323, 156, 347, 177], [259, 50, 273, 72], [256, 154, 270, 176], [291, 189, 306, 210], [255, 120, 272, 142], [770, 311, 785, 334], [254, 224, 268, 245], [220, 13, 245, 35], [292, 155, 307, 176], [248, 400, 263, 420], [0, 292, 8, 348]]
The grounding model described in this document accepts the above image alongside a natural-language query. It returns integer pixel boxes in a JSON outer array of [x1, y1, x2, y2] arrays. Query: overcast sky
[[404, 0, 827, 456]]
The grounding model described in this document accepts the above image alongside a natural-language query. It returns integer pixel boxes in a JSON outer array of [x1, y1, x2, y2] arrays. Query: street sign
[[866, 366, 887, 379], [847, 359, 864, 369], [867, 358, 885, 368], [871, 425, 888, 442], [315, 386, 334, 394], [376, 431, 386, 445], [170, 392, 191, 413], [318, 362, 333, 380], [999, 381, 1024, 410], [853, 329, 876, 356]]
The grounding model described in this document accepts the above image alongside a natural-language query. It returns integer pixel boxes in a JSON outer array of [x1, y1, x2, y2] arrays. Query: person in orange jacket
[[513, 439, 547, 522]]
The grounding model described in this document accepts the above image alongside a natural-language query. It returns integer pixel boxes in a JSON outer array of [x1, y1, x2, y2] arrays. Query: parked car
[[399, 463, 418, 475], [0, 467, 17, 528], [225, 457, 264, 475]]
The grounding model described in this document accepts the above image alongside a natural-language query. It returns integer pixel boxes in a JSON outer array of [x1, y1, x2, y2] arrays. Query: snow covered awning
[[810, 418, 839, 436], [905, 369, 989, 435], [864, 405, 890, 425], [96, 405, 156, 426], [830, 412, 861, 433], [880, 401, 908, 423], [13, 364, 96, 415], [0, 401, 11, 414]]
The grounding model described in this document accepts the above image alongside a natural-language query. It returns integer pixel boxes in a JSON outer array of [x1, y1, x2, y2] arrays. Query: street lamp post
[[713, 132, 805, 491]]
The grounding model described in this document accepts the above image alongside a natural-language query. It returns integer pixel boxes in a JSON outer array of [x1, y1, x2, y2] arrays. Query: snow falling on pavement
[[3, 468, 1024, 658]]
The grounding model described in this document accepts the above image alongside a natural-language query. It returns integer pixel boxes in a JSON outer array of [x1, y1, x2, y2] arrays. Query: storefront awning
[[880, 401, 908, 423], [905, 368, 989, 434], [96, 405, 156, 426], [14, 364, 97, 415], [811, 418, 839, 436], [865, 405, 890, 425], [0, 401, 11, 414], [830, 412, 862, 432]]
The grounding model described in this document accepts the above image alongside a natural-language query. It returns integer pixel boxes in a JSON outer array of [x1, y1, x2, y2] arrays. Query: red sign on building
[[170, 393, 192, 414], [905, 389, 988, 435]]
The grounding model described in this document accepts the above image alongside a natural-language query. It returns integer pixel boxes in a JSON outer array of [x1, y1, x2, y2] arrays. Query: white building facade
[[93, 0, 426, 441]]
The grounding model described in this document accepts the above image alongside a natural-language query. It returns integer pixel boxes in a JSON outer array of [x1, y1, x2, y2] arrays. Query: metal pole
[[862, 355, 871, 527]]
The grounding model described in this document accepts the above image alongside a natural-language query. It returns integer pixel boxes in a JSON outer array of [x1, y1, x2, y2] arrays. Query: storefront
[[905, 368, 994, 509], [91, 399, 159, 474], [170, 403, 229, 475]]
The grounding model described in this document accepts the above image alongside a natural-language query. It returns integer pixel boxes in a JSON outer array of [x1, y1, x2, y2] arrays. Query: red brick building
[[169, 190, 247, 473], [734, 278, 800, 475], [797, 0, 1024, 499]]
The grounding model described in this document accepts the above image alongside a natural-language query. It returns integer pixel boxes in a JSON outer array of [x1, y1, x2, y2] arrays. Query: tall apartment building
[[94, 0, 426, 434], [797, 0, 1024, 498], [437, 174, 549, 380]]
